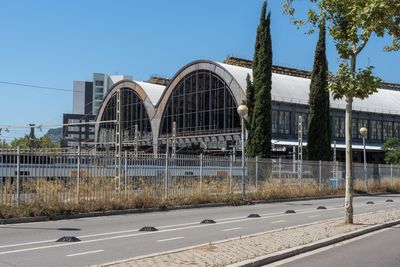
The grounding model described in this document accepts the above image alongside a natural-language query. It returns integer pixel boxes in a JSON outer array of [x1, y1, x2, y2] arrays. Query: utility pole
[[29, 124, 35, 150], [134, 124, 138, 158], [297, 116, 303, 183], [172, 121, 176, 158]]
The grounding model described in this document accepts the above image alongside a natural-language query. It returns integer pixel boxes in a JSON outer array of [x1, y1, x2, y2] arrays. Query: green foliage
[[10, 134, 58, 149], [283, 0, 399, 98], [307, 22, 331, 161], [383, 138, 400, 164], [329, 64, 382, 100], [247, 1, 272, 158], [245, 74, 255, 131]]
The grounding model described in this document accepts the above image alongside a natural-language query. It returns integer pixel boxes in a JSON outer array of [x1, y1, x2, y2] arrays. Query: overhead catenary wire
[[0, 80, 85, 94], [0, 120, 117, 130]]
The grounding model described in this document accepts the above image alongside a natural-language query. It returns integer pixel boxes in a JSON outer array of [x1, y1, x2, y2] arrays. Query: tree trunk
[[344, 54, 357, 224], [344, 95, 353, 224]]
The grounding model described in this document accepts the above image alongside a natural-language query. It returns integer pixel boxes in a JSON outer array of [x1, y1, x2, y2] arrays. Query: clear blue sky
[[0, 0, 399, 140]]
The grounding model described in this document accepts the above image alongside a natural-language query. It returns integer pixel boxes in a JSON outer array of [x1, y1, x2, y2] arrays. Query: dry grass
[[1, 175, 399, 219]]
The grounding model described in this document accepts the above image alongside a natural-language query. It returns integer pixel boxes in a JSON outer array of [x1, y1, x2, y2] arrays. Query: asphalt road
[[270, 225, 400, 267], [0, 194, 399, 267]]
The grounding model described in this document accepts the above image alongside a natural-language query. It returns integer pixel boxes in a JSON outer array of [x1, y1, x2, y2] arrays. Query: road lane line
[[66, 249, 104, 257], [0, 205, 392, 256], [266, 228, 392, 267], [0, 201, 391, 251], [157, 237, 184, 242], [271, 220, 285, 224], [222, 227, 242, 232]]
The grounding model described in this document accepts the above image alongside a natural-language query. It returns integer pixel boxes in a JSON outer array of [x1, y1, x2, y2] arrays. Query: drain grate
[[248, 214, 261, 218], [317, 206, 327, 210], [285, 210, 296, 214]]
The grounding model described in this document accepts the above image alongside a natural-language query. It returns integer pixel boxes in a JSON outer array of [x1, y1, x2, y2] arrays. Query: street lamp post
[[237, 104, 248, 197], [360, 127, 368, 191]]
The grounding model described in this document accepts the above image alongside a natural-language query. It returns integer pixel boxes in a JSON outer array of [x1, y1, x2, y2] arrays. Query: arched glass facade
[[98, 89, 151, 143], [160, 70, 240, 137]]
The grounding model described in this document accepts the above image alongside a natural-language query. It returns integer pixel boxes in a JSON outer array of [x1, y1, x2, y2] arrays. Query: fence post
[[229, 154, 233, 194], [278, 157, 282, 180], [391, 163, 393, 187], [124, 150, 128, 197], [319, 160, 322, 190], [77, 145, 80, 203], [164, 153, 168, 200], [199, 153, 203, 192], [16, 146, 20, 205], [255, 156, 259, 193], [378, 163, 381, 187]]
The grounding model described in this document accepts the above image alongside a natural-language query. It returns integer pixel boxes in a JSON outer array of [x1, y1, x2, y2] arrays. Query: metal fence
[[1, 148, 400, 206]]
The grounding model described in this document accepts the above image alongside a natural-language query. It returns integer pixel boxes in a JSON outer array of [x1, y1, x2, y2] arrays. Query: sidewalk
[[98, 208, 400, 267]]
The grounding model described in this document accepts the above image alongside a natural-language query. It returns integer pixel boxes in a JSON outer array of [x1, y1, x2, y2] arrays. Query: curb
[[0, 192, 391, 225], [227, 218, 400, 267]]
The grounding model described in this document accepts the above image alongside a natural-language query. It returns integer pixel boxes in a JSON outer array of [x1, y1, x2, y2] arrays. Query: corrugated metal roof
[[217, 61, 400, 115]]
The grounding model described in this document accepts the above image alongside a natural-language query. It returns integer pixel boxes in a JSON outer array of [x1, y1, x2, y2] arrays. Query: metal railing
[[1, 148, 399, 206]]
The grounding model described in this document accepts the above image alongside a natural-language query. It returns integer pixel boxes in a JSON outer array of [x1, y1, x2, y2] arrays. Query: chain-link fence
[[1, 148, 400, 207]]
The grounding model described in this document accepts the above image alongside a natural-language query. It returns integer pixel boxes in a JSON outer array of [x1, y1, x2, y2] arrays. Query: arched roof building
[[95, 58, 400, 161]]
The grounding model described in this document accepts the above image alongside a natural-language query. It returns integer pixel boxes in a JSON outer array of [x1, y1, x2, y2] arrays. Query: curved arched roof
[[135, 81, 165, 106], [94, 80, 165, 140], [98, 60, 400, 120]]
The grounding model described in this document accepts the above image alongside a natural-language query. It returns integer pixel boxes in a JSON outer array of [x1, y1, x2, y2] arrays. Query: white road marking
[[308, 215, 320, 218], [265, 228, 392, 266], [222, 227, 242, 232], [157, 236, 184, 242], [66, 249, 104, 257], [271, 220, 285, 224], [0, 201, 390, 253]]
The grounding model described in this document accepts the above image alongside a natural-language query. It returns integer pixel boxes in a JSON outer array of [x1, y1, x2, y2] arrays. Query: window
[[98, 89, 152, 143], [333, 117, 345, 138], [95, 80, 104, 86], [160, 70, 240, 136], [352, 119, 358, 138], [383, 121, 393, 140], [370, 120, 382, 140], [69, 134, 80, 140], [272, 110, 291, 135], [279, 111, 291, 135], [272, 110, 279, 134], [394, 122, 400, 138], [68, 126, 79, 132], [95, 87, 103, 93]]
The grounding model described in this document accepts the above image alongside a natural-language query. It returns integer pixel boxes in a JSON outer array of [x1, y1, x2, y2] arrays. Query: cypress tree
[[245, 74, 254, 131], [249, 6, 273, 158], [307, 21, 331, 161]]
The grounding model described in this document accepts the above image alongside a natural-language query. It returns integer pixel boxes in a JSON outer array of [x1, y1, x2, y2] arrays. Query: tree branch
[[354, 34, 371, 55]]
